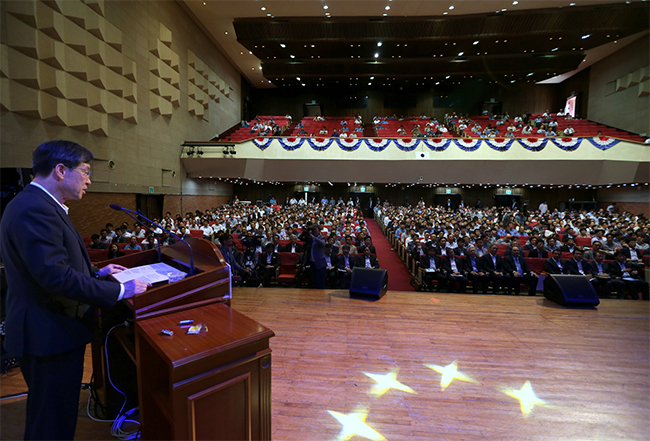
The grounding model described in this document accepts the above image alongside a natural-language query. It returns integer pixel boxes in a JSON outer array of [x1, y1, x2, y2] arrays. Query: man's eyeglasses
[[67, 166, 92, 178]]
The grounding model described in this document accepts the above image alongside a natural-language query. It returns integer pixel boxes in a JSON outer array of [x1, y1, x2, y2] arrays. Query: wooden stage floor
[[1, 288, 649, 440]]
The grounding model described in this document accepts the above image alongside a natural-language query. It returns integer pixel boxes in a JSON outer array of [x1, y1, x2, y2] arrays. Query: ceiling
[[181, 0, 649, 89]]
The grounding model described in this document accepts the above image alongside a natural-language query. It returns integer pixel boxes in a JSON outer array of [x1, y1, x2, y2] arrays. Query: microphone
[[109, 204, 195, 276]]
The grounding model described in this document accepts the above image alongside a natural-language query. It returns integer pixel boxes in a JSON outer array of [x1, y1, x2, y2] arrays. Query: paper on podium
[[111, 262, 182, 284]]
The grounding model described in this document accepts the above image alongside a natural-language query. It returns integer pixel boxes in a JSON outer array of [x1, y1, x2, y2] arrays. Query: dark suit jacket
[[503, 255, 532, 275], [257, 252, 280, 269], [528, 248, 548, 259], [0, 185, 121, 357], [564, 258, 595, 276], [544, 258, 567, 274], [335, 254, 356, 270], [462, 255, 483, 273], [441, 256, 465, 274], [356, 254, 380, 269], [620, 247, 642, 261], [281, 243, 303, 253], [420, 255, 443, 271], [358, 245, 376, 255], [607, 261, 638, 279], [481, 253, 504, 273]]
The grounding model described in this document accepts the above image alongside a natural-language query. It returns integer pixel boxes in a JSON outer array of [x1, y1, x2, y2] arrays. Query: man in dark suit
[[441, 248, 468, 293], [564, 249, 600, 292], [590, 251, 625, 297], [462, 246, 488, 294], [420, 246, 447, 292], [323, 244, 338, 288], [310, 226, 328, 288], [358, 236, 376, 255], [281, 234, 303, 253], [257, 243, 280, 287], [503, 245, 539, 296], [481, 244, 505, 294], [356, 247, 380, 269], [544, 249, 567, 274], [608, 251, 649, 300], [88, 233, 108, 249], [620, 239, 645, 271], [0, 140, 149, 440], [335, 244, 355, 288]]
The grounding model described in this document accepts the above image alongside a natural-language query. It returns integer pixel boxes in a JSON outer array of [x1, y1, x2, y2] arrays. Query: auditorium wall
[[0, 0, 241, 198], [587, 34, 649, 136]]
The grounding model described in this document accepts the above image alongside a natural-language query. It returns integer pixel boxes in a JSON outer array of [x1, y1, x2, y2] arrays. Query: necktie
[[597, 263, 603, 274], [492, 255, 497, 267], [577, 261, 584, 274], [515, 258, 522, 274], [365, 258, 371, 268], [430, 258, 437, 270], [471, 258, 478, 272], [451, 259, 458, 272], [556, 260, 562, 270], [345, 256, 350, 268]]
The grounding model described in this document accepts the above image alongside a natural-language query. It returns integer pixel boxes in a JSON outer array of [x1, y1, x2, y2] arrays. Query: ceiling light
[[513, 0, 519, 4], [445, 75, 450, 79], [502, 8, 507, 11], [582, 34, 591, 39], [443, 12, 448, 15], [224, 31, 228, 35], [280, 44, 286, 48], [385, 6, 391, 10], [374, 53, 379, 58], [290, 54, 295, 58], [383, 13, 387, 16], [569, 2, 576, 5], [266, 13, 271, 16], [458, 52, 464, 56], [377, 42, 383, 47], [473, 40, 479, 45], [261, 7, 266, 11], [435, 82, 440, 85], [370, 76, 375, 80], [323, 5, 329, 9], [551, 47, 559, 51], [449, 5, 455, 9], [248, 51, 252, 54], [296, 77, 300, 81]]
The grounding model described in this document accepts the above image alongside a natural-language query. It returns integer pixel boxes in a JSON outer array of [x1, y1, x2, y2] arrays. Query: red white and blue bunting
[[550, 137, 582, 151], [484, 138, 515, 152], [278, 137, 304, 151], [336, 137, 362, 151], [454, 138, 482, 151], [587, 137, 620, 150], [519, 137, 548, 152], [422, 138, 452, 151], [394, 138, 420, 151], [364, 138, 391, 152], [252, 137, 273, 150], [307, 137, 334, 151]]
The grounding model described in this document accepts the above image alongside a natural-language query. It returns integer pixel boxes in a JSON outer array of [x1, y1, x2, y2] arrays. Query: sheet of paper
[[111, 262, 181, 284]]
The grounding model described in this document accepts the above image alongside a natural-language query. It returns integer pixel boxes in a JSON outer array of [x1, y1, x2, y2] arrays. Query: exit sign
[[149, 187, 154, 194]]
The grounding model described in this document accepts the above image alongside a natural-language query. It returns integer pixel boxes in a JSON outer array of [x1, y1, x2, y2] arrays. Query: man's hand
[[98, 263, 128, 278], [122, 279, 150, 299]]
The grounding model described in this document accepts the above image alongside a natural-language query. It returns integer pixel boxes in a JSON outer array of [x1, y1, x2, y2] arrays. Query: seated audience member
[[124, 236, 142, 251], [463, 246, 488, 294], [327, 235, 340, 255], [200, 220, 214, 240], [160, 231, 176, 246], [257, 243, 280, 287], [107, 243, 124, 259], [544, 249, 567, 274], [343, 235, 358, 254], [141, 231, 159, 250], [481, 244, 505, 294], [582, 241, 602, 260], [560, 237, 578, 253], [591, 251, 625, 297], [359, 236, 376, 255], [323, 244, 338, 289], [420, 246, 446, 292], [335, 244, 355, 288], [282, 234, 303, 253], [503, 245, 538, 296], [356, 247, 380, 269], [219, 234, 247, 279], [621, 238, 645, 271], [564, 248, 599, 291], [132, 224, 146, 239], [441, 248, 468, 293], [99, 229, 112, 244], [88, 234, 108, 249], [238, 241, 259, 285], [608, 251, 649, 300], [563, 124, 576, 136]]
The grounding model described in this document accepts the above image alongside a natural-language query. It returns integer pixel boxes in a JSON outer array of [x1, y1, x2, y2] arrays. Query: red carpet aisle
[[365, 219, 414, 291]]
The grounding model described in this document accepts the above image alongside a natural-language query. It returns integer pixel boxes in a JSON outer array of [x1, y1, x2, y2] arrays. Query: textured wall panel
[[188, 49, 196, 68], [87, 83, 107, 112], [639, 80, 649, 97], [0, 45, 40, 89], [106, 92, 123, 119], [35, 1, 65, 42], [170, 87, 180, 107], [122, 55, 136, 82], [61, 14, 87, 55], [0, 78, 39, 118], [87, 59, 107, 89], [57, 0, 87, 29], [6, 13, 39, 59], [83, 0, 105, 17], [62, 44, 87, 80], [5, 1, 38, 28], [123, 101, 137, 124], [149, 72, 162, 96], [123, 77, 136, 103], [105, 68, 123, 97], [160, 81, 174, 102], [159, 23, 172, 47], [87, 108, 108, 136]]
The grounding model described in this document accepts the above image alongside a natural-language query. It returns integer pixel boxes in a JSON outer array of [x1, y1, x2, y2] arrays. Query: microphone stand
[[109, 204, 195, 276]]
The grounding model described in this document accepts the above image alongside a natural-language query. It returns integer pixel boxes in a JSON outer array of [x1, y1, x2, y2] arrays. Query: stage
[[1, 288, 649, 440]]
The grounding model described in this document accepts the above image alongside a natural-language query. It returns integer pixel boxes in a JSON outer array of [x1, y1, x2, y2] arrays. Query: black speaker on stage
[[349, 268, 388, 300], [543, 274, 600, 307]]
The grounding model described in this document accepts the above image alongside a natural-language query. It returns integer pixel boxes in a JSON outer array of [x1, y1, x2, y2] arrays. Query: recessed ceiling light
[[323, 5, 329, 9], [261, 7, 266, 11], [385, 6, 391, 10], [458, 52, 464, 56], [377, 42, 383, 47], [449, 5, 455, 10], [582, 34, 591, 39], [383, 13, 387, 16], [370, 76, 374, 80], [280, 44, 286, 48], [443, 12, 448, 15], [473, 40, 479, 45], [296, 77, 300, 81], [513, 0, 519, 4], [551, 47, 559, 51], [248, 51, 252, 54], [290, 55, 295, 58], [266, 13, 271, 16], [224, 31, 228, 35], [502, 8, 507, 11], [374, 53, 379, 58], [445, 75, 450, 79]]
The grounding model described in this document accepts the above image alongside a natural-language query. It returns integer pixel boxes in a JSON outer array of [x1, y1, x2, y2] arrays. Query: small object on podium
[[186, 322, 208, 335], [160, 329, 174, 336], [179, 319, 193, 325], [168, 271, 186, 283]]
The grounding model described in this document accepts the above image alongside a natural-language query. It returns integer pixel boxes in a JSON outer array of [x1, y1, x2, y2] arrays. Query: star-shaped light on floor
[[327, 407, 386, 441], [425, 360, 479, 390], [501, 380, 550, 417], [362, 369, 417, 397]]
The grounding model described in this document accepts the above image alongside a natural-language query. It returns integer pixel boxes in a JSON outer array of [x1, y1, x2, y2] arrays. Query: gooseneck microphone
[[109, 204, 195, 276]]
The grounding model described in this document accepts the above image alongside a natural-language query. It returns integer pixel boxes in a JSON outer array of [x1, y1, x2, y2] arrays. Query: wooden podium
[[93, 238, 274, 440]]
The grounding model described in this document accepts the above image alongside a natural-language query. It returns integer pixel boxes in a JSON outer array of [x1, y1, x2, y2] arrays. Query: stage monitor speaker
[[350, 268, 388, 300], [543, 274, 599, 307]]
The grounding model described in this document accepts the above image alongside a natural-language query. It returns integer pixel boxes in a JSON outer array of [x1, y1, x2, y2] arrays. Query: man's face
[[574, 250, 583, 261], [130, 236, 137, 245], [552, 250, 561, 259], [616, 253, 626, 262], [364, 248, 371, 257], [476, 239, 483, 248], [512, 247, 520, 258], [490, 245, 498, 255], [61, 162, 92, 201], [593, 242, 602, 251], [594, 253, 604, 263]]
